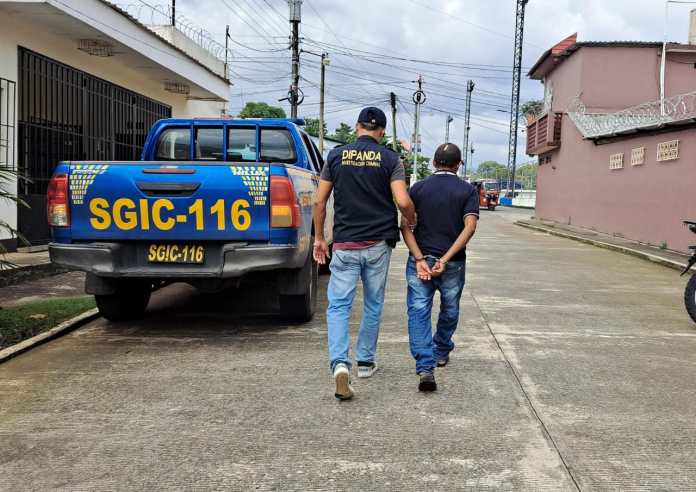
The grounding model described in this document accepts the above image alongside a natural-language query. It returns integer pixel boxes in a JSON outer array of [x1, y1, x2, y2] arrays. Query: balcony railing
[[526, 111, 562, 155]]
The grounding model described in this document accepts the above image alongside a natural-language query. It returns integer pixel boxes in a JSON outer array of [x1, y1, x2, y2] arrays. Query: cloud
[[179, 0, 693, 169]]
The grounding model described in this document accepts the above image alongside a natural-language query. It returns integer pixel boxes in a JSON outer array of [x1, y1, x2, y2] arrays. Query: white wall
[[0, 10, 228, 241]]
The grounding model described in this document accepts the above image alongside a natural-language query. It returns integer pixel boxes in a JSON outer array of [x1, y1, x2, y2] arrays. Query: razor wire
[[568, 91, 696, 138]]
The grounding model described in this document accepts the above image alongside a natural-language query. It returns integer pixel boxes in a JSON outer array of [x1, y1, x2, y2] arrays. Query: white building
[[0, 0, 231, 249]]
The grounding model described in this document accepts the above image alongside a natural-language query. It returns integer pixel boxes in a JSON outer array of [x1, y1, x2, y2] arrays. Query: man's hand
[[313, 239, 330, 265], [431, 260, 447, 278], [416, 259, 432, 281]]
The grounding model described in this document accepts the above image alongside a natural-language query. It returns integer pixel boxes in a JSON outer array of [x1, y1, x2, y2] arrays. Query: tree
[[515, 161, 538, 189], [238, 102, 286, 119], [330, 122, 356, 144], [0, 168, 28, 270], [520, 99, 544, 117], [403, 154, 432, 183], [304, 118, 327, 138], [474, 160, 507, 181]]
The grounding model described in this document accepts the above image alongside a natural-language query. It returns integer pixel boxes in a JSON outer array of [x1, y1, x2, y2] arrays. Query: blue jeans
[[327, 241, 393, 371], [406, 255, 466, 374]]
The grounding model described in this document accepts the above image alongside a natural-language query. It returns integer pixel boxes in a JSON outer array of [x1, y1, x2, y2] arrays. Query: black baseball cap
[[357, 107, 387, 128], [434, 143, 462, 167]]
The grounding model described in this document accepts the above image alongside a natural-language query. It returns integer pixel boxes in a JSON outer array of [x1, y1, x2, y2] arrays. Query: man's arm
[[391, 179, 416, 227], [313, 179, 334, 265], [400, 217, 432, 281], [431, 215, 478, 276]]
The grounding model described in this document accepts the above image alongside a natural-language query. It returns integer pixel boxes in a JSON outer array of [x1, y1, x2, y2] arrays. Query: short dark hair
[[433, 143, 461, 169], [357, 121, 383, 131]]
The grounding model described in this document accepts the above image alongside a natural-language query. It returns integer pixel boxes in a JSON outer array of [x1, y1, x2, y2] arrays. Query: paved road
[[2, 208, 695, 490]]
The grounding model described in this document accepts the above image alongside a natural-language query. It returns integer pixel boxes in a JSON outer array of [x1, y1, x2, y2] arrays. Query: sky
[[160, 0, 694, 170]]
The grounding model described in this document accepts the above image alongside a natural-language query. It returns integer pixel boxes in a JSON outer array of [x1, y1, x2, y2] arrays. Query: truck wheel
[[279, 253, 318, 323], [685, 274, 696, 324], [95, 281, 151, 322], [488, 205, 496, 211]]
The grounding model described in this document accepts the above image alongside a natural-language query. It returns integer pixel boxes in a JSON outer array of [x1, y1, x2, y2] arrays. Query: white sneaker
[[333, 363, 354, 400], [357, 362, 378, 379]]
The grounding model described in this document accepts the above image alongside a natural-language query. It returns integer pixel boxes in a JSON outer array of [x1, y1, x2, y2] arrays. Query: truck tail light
[[47, 174, 70, 227], [270, 176, 301, 228]]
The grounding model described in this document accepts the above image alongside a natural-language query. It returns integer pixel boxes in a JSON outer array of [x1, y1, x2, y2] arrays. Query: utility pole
[[506, 0, 529, 197], [445, 114, 453, 142], [461, 80, 474, 178], [288, 0, 302, 118], [469, 143, 475, 180], [318, 52, 329, 155], [171, 0, 176, 26], [390, 92, 398, 152], [411, 75, 425, 187], [224, 25, 230, 78]]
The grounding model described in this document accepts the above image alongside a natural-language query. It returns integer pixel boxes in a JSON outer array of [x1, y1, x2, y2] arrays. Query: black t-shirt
[[409, 171, 480, 261], [321, 135, 406, 245]]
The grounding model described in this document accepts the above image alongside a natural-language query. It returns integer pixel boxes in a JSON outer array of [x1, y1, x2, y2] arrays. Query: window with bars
[[17, 47, 172, 196], [609, 152, 624, 170], [630, 147, 645, 166], [0, 78, 16, 170], [657, 140, 679, 162]]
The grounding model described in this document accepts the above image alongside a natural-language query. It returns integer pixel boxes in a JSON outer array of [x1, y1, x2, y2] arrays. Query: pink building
[[527, 29, 696, 253]]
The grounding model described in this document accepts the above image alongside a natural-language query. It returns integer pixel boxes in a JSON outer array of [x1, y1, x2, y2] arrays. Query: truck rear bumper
[[49, 242, 306, 278]]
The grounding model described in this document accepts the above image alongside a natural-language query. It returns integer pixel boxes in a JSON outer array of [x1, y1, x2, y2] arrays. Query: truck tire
[[685, 274, 696, 324], [95, 281, 151, 322], [279, 252, 318, 323], [488, 205, 496, 211]]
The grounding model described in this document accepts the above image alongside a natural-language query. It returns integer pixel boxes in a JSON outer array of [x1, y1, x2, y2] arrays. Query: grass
[[0, 297, 96, 350]]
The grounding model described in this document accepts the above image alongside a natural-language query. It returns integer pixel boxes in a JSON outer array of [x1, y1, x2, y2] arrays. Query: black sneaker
[[436, 356, 449, 368], [418, 372, 437, 392]]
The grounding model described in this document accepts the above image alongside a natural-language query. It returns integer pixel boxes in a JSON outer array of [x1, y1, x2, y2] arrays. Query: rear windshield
[[228, 127, 257, 162], [195, 128, 224, 161], [483, 182, 498, 190], [156, 128, 190, 160], [260, 128, 297, 164]]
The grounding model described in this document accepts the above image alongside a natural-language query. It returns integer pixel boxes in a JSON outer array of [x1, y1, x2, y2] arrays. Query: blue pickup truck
[[47, 118, 331, 322]]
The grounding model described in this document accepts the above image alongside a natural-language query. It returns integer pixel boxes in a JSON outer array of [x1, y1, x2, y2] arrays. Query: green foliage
[[330, 122, 357, 144], [0, 296, 96, 349], [0, 168, 29, 269], [238, 102, 287, 119], [474, 160, 507, 181], [521, 99, 544, 116], [304, 118, 328, 138], [515, 161, 538, 189], [403, 153, 432, 182]]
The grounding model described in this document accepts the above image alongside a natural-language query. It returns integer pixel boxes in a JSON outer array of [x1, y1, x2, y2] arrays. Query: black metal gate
[[17, 47, 172, 245]]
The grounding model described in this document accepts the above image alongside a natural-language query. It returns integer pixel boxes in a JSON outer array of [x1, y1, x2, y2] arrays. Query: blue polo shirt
[[409, 171, 479, 261]]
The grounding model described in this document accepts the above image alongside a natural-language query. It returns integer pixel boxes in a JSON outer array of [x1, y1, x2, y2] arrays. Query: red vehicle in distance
[[472, 180, 499, 211]]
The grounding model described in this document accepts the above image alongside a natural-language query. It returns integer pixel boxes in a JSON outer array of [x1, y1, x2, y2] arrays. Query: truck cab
[[48, 118, 331, 322]]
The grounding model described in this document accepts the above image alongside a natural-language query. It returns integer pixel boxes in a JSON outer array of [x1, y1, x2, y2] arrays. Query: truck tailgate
[[69, 163, 270, 241]]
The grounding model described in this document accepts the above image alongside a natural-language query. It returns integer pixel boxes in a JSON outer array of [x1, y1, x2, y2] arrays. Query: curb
[[0, 308, 100, 364], [515, 221, 690, 272], [0, 263, 68, 288]]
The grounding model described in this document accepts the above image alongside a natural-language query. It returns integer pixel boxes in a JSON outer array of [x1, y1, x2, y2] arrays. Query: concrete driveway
[[2, 208, 695, 490]]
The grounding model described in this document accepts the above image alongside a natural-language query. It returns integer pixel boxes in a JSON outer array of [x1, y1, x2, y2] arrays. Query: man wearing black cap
[[313, 107, 416, 400], [400, 143, 479, 392]]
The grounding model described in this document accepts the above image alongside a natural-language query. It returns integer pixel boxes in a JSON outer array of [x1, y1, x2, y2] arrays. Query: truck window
[[155, 128, 191, 160], [310, 139, 325, 170], [260, 128, 297, 164], [300, 132, 321, 172], [227, 127, 257, 162], [195, 128, 224, 161]]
